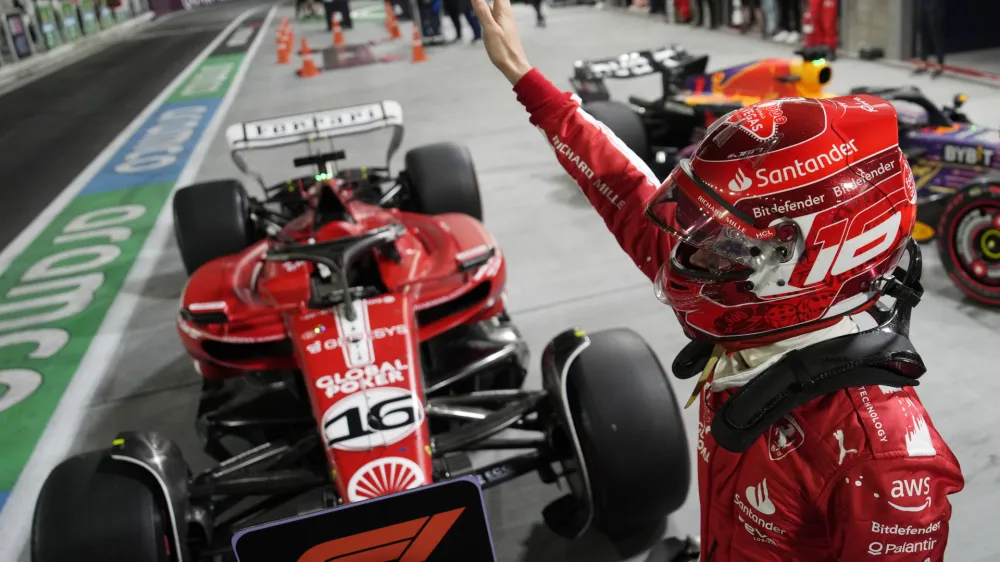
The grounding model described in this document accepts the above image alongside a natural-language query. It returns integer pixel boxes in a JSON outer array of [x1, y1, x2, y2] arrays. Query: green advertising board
[[35, 2, 62, 49], [78, 0, 100, 35], [59, 2, 80, 41], [98, 0, 114, 28], [114, 4, 131, 22]]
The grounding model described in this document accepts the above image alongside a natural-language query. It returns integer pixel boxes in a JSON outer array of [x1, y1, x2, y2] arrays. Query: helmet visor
[[644, 159, 788, 270]]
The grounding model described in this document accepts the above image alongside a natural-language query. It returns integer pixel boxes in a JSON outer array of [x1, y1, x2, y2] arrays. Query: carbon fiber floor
[[49, 3, 1000, 561]]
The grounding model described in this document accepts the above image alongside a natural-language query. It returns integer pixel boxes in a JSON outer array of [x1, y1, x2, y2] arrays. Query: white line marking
[[0, 4, 277, 560]]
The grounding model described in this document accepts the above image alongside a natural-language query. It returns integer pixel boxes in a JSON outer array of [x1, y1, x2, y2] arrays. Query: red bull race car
[[30, 101, 691, 562], [570, 45, 834, 179], [850, 86, 1000, 306]]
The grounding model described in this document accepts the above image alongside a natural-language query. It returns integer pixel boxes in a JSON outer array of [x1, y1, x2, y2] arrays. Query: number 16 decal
[[322, 387, 425, 451]]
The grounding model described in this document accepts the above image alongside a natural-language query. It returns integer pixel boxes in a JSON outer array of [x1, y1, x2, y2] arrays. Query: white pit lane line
[[0, 3, 277, 559]]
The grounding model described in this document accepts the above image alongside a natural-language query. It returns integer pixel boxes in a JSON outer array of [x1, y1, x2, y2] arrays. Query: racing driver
[[471, 0, 965, 559]]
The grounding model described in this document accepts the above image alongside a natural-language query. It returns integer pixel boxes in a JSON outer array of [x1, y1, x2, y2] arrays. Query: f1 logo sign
[[297, 508, 466, 562]]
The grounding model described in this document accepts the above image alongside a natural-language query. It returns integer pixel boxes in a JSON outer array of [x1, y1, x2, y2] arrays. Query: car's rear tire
[[582, 101, 650, 161], [173, 179, 255, 275], [32, 451, 171, 562], [936, 183, 1000, 306], [403, 142, 483, 221], [565, 328, 690, 536]]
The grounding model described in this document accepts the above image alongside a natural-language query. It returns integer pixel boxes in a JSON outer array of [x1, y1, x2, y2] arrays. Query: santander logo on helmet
[[729, 168, 753, 192], [648, 95, 916, 345]]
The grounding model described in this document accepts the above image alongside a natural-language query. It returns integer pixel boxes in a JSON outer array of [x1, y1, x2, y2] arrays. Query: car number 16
[[321, 386, 425, 451]]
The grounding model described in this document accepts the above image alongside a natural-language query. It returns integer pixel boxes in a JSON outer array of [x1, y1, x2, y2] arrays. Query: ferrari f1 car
[[570, 45, 834, 179], [847, 86, 1000, 306], [31, 101, 692, 561]]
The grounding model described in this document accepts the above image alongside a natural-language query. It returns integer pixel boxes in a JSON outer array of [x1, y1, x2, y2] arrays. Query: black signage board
[[232, 476, 497, 562]]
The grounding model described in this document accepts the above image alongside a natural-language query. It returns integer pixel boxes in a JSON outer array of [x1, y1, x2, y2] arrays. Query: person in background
[[693, 0, 720, 28], [760, 0, 776, 37], [674, 0, 692, 23], [738, 0, 761, 35], [12, 0, 38, 45], [418, 0, 445, 41], [527, 0, 545, 27], [803, 0, 838, 59], [914, 0, 944, 77], [772, 0, 800, 43], [444, 0, 483, 42]]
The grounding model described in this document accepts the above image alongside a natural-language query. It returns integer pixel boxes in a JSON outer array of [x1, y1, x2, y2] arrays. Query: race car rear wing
[[225, 101, 405, 180], [569, 46, 709, 102]]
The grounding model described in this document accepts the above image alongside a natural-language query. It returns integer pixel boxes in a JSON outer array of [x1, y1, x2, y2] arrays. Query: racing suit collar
[[709, 317, 860, 391]]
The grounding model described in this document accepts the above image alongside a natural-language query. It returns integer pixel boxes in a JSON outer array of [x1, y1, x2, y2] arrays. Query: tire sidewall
[[936, 184, 1000, 306]]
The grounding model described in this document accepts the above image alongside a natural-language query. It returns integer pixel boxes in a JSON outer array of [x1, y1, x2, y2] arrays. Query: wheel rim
[[950, 201, 1000, 287]]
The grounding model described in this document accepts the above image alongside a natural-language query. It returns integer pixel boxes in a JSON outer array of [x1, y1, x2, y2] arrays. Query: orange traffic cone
[[277, 45, 291, 64], [384, 1, 394, 32], [385, 2, 401, 39], [332, 15, 345, 46], [298, 51, 320, 77], [410, 23, 427, 63], [301, 37, 312, 56]]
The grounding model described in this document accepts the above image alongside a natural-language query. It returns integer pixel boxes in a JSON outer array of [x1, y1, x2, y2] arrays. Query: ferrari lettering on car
[[755, 140, 859, 188]]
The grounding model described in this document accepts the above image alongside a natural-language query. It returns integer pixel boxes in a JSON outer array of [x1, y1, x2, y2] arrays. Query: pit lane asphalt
[[0, 1, 271, 251], [44, 4, 1000, 562]]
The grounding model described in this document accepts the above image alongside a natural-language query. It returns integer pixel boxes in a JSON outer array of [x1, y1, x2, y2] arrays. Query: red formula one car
[[31, 101, 691, 562]]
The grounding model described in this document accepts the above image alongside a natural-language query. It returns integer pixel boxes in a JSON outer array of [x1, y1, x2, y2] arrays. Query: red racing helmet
[[645, 95, 917, 346]]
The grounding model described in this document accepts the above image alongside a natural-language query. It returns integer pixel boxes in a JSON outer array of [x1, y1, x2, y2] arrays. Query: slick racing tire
[[936, 183, 1000, 306], [566, 328, 690, 535], [404, 142, 484, 221], [173, 179, 255, 275], [32, 451, 171, 562], [581, 101, 650, 161]]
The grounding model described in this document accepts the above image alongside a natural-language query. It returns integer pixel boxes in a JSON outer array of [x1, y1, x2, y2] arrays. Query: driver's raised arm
[[512, 69, 671, 280], [471, 0, 673, 280]]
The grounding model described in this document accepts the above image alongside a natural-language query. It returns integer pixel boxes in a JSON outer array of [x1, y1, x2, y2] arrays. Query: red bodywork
[[175, 178, 507, 503]]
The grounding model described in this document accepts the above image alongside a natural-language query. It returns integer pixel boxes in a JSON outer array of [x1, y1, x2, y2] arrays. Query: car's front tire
[[562, 328, 691, 536], [32, 451, 172, 562], [402, 142, 483, 221], [173, 179, 255, 275]]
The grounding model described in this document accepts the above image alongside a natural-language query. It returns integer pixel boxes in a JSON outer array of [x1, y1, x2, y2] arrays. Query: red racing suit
[[512, 68, 965, 561]]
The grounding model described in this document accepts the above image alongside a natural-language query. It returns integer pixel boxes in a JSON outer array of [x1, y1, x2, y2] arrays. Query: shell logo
[[347, 457, 426, 502]]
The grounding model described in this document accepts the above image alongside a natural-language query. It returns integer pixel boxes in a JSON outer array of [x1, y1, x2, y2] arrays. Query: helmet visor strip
[[644, 159, 796, 272]]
